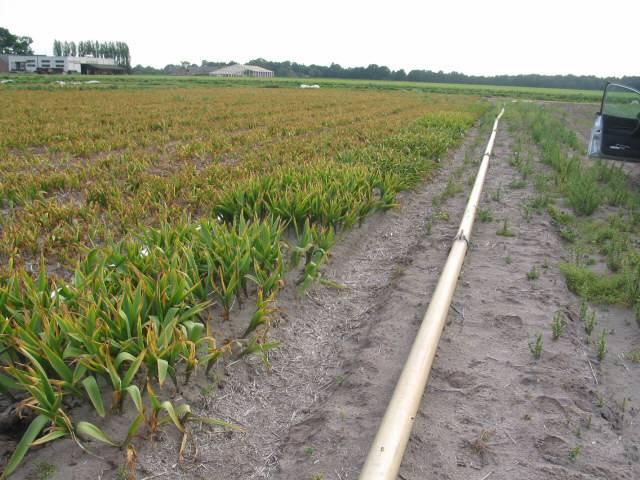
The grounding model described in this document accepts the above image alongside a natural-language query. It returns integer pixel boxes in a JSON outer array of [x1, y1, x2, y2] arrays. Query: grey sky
[[1, 0, 638, 77]]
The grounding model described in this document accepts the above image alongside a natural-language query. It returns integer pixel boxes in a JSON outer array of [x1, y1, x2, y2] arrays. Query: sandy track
[[403, 111, 639, 480]]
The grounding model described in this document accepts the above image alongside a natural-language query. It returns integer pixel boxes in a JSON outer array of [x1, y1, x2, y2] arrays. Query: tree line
[[53, 39, 131, 68], [245, 59, 640, 91], [133, 58, 640, 92]]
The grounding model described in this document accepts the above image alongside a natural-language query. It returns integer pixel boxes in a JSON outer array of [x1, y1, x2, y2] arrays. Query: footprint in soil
[[446, 371, 476, 389], [536, 435, 571, 465], [533, 395, 569, 417], [492, 314, 523, 335]]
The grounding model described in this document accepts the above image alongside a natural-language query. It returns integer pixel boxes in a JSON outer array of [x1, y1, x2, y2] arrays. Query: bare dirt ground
[[16, 105, 640, 480], [402, 104, 639, 480]]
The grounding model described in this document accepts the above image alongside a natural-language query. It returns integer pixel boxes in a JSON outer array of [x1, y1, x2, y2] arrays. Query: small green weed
[[567, 172, 602, 216], [477, 208, 493, 222], [27, 462, 56, 480], [491, 184, 502, 202], [597, 330, 607, 361], [434, 209, 450, 222], [579, 300, 588, 321], [559, 227, 577, 243], [529, 193, 551, 211], [115, 466, 129, 480], [442, 178, 462, 200], [551, 312, 566, 340], [527, 265, 540, 281], [529, 334, 543, 360], [559, 263, 626, 304], [509, 179, 527, 189], [584, 310, 597, 336], [496, 219, 514, 237], [547, 205, 573, 225], [568, 445, 582, 462]]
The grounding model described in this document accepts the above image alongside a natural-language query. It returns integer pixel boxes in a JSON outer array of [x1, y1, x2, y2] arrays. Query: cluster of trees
[[52, 40, 76, 57], [132, 57, 640, 91], [0, 27, 33, 55], [132, 60, 233, 76], [53, 39, 131, 68]]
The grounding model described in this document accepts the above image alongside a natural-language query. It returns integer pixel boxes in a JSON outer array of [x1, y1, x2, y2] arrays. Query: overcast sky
[[1, 0, 638, 77]]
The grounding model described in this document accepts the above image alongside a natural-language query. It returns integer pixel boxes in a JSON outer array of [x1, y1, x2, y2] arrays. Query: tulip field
[[0, 85, 487, 476]]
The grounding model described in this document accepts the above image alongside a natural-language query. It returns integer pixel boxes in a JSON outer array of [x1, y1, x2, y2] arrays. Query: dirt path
[[402, 109, 639, 480]]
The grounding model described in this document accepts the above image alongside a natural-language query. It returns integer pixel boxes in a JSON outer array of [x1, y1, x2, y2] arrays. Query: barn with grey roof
[[208, 63, 274, 78]]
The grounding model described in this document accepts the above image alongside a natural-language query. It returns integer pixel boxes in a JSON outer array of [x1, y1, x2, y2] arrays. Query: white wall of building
[[1, 55, 115, 73]]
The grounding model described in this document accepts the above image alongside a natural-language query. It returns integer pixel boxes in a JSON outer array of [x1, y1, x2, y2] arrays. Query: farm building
[[209, 64, 274, 78], [0, 55, 124, 74]]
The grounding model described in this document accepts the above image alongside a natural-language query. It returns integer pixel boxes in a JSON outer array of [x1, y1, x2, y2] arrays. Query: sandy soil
[[14, 105, 640, 480], [402, 106, 639, 480]]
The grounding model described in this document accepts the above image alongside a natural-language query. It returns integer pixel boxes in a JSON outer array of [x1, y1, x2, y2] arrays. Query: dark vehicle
[[589, 83, 640, 162]]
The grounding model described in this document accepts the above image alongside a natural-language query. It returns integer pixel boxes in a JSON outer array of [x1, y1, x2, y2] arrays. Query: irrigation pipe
[[359, 107, 505, 480]]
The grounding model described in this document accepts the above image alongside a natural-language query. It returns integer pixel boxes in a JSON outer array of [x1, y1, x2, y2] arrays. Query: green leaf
[[72, 363, 88, 384], [19, 350, 57, 408], [147, 382, 161, 410], [62, 344, 84, 359], [122, 349, 145, 388], [39, 344, 73, 383], [159, 401, 184, 433], [157, 358, 168, 387], [76, 421, 119, 447], [0, 374, 19, 392], [82, 376, 106, 418], [183, 321, 204, 343], [124, 413, 144, 446], [114, 351, 136, 370], [174, 403, 191, 420], [1, 415, 49, 479], [30, 428, 68, 446], [125, 385, 143, 414]]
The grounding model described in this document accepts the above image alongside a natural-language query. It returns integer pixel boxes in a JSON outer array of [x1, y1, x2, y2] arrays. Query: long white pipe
[[359, 107, 505, 480]]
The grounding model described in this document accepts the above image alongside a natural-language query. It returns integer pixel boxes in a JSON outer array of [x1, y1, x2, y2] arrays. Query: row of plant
[[0, 74, 606, 103], [506, 103, 640, 322], [0, 89, 487, 477], [0, 89, 480, 272]]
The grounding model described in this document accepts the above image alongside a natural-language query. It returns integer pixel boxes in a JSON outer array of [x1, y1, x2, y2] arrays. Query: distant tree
[[53, 39, 62, 56], [132, 64, 163, 75], [392, 69, 407, 81], [0, 27, 34, 54], [59, 39, 130, 69]]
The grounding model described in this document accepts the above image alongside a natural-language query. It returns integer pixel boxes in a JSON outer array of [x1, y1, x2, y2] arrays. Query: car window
[[603, 84, 640, 120]]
